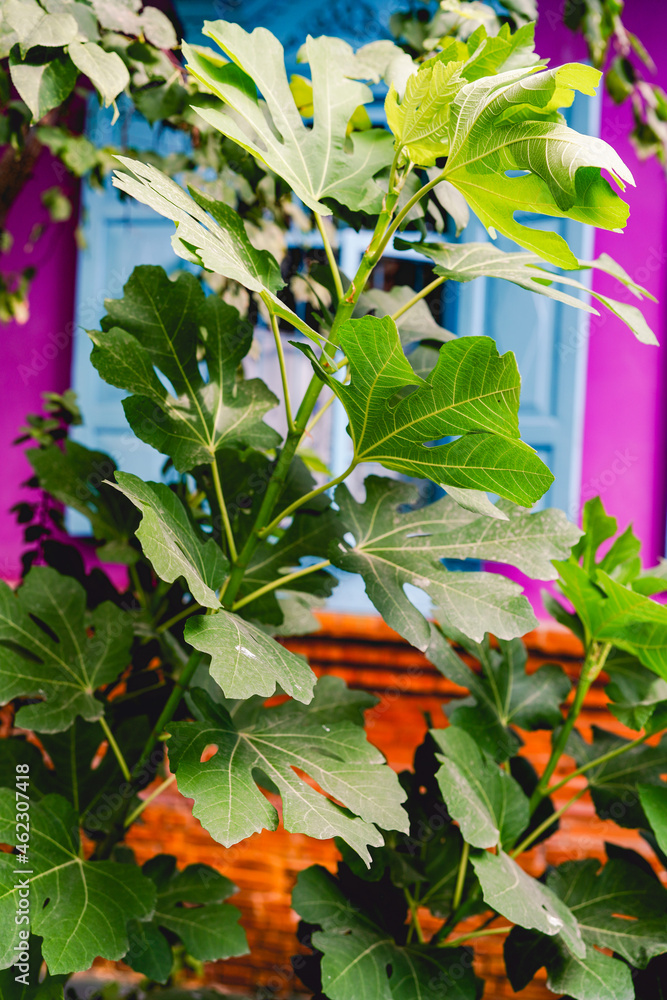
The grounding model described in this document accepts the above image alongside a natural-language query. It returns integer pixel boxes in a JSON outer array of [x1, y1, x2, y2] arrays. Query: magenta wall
[[0, 150, 79, 580], [538, 0, 667, 564]]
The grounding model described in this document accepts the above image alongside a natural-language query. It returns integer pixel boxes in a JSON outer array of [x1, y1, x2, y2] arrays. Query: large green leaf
[[308, 316, 552, 505], [183, 22, 394, 214], [505, 926, 634, 1000], [9, 51, 77, 121], [90, 265, 281, 472], [432, 727, 528, 848], [396, 239, 658, 345], [438, 63, 633, 267], [125, 855, 247, 982], [113, 473, 228, 608], [567, 727, 667, 828], [27, 440, 140, 563], [0, 566, 132, 733], [184, 607, 316, 703], [68, 40, 129, 106], [329, 476, 579, 648], [0, 793, 155, 975], [470, 848, 584, 954], [167, 678, 407, 864], [112, 161, 320, 344], [292, 865, 481, 1000], [547, 857, 667, 967], [437, 633, 571, 761]]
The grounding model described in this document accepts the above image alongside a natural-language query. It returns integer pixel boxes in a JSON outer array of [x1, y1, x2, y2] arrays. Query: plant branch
[[405, 888, 426, 944], [257, 462, 356, 539], [376, 168, 446, 260], [211, 458, 238, 563], [157, 602, 201, 634], [124, 773, 177, 828], [452, 840, 469, 912], [543, 731, 651, 798], [232, 558, 332, 611], [391, 276, 446, 322], [314, 213, 344, 304], [305, 392, 337, 435], [266, 298, 296, 432], [439, 925, 511, 948], [99, 715, 131, 783], [511, 787, 587, 858], [530, 641, 612, 812]]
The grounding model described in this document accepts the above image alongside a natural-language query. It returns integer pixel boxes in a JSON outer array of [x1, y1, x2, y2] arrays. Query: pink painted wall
[[0, 149, 79, 580], [538, 0, 667, 564]]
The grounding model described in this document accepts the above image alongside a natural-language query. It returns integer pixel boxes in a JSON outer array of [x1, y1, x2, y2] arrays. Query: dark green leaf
[[0, 566, 132, 732], [432, 727, 528, 848], [0, 793, 155, 974]]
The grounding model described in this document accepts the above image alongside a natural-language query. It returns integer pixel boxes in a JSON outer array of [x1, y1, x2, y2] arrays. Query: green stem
[[543, 731, 651, 799], [511, 787, 587, 858], [129, 563, 147, 609], [257, 461, 356, 540], [124, 773, 177, 828], [314, 213, 344, 304], [267, 299, 296, 432], [405, 888, 426, 944], [305, 392, 337, 435], [232, 558, 332, 612], [530, 641, 612, 812], [377, 168, 446, 259], [211, 458, 238, 563], [220, 194, 399, 611], [452, 840, 469, 912], [439, 925, 511, 948], [99, 715, 131, 783], [157, 602, 200, 634], [391, 276, 446, 322]]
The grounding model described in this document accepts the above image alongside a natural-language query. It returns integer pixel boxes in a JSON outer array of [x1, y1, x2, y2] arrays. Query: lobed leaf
[[0, 566, 132, 733], [167, 677, 408, 864]]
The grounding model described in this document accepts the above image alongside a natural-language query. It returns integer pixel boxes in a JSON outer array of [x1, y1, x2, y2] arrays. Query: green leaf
[[567, 727, 667, 828], [23, 11, 79, 52], [639, 785, 667, 857], [113, 473, 228, 608], [140, 6, 177, 49], [432, 727, 528, 848], [90, 265, 281, 472], [9, 52, 77, 121], [605, 651, 667, 732], [111, 161, 320, 344], [293, 865, 481, 1000], [330, 476, 578, 649], [396, 239, 658, 345], [440, 64, 634, 267], [184, 606, 316, 703], [309, 316, 552, 505], [183, 23, 394, 214], [68, 40, 129, 106], [27, 440, 140, 562], [470, 848, 584, 954], [0, 566, 132, 733], [547, 857, 667, 967], [441, 635, 571, 761], [572, 496, 618, 572], [505, 926, 634, 1000], [91, 0, 141, 34], [125, 855, 247, 982], [0, 792, 155, 975], [386, 55, 464, 167], [167, 678, 407, 864]]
